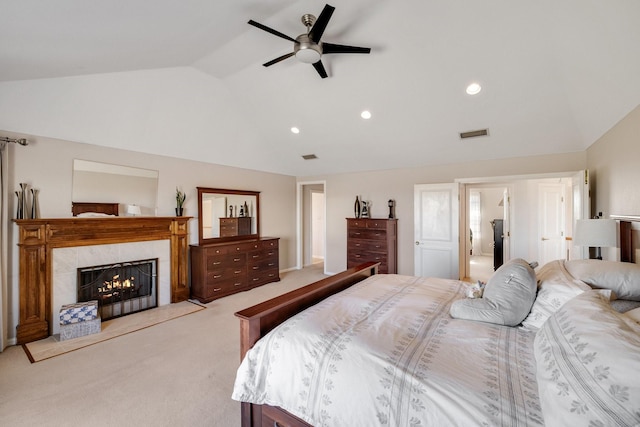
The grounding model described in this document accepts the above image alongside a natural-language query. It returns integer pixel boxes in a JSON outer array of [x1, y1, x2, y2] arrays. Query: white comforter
[[232, 274, 543, 427]]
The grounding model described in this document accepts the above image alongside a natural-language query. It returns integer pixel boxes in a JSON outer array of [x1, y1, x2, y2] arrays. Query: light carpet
[[24, 300, 206, 362], [0, 264, 328, 427]]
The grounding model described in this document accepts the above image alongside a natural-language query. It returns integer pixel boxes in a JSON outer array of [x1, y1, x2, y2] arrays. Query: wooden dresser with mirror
[[190, 187, 280, 303]]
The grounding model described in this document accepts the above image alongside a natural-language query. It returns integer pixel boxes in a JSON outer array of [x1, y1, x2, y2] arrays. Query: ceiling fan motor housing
[[295, 34, 322, 63]]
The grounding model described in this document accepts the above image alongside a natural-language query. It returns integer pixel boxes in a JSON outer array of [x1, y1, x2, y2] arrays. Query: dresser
[[219, 217, 252, 237], [190, 238, 279, 303], [347, 218, 397, 274]]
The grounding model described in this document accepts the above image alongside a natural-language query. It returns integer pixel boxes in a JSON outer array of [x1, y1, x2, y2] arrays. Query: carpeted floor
[[0, 264, 328, 427]]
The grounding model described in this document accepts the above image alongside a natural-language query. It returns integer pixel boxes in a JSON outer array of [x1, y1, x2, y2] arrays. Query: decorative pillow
[[624, 307, 640, 324], [534, 290, 640, 427], [521, 260, 591, 330], [565, 259, 640, 301], [450, 258, 536, 326]]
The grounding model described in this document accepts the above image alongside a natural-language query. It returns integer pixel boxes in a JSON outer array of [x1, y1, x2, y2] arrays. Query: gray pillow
[[450, 258, 537, 326], [564, 259, 640, 301]]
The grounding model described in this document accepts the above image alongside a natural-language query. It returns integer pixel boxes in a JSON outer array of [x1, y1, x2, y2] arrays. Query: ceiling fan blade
[[322, 42, 371, 54], [248, 20, 298, 43], [312, 60, 328, 78], [309, 4, 335, 43], [263, 52, 296, 67]]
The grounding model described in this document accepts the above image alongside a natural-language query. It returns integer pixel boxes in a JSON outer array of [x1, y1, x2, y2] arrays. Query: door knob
[[541, 237, 549, 241], [415, 241, 419, 245]]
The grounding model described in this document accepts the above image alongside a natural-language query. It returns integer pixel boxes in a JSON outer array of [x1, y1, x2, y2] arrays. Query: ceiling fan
[[248, 4, 371, 78]]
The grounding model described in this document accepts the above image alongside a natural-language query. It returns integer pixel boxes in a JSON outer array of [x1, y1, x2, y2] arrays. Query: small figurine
[[388, 199, 395, 219], [361, 201, 369, 218], [229, 205, 233, 217]]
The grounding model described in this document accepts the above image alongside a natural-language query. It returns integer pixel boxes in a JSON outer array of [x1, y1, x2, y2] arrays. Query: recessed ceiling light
[[466, 83, 482, 95], [361, 110, 372, 119], [291, 127, 300, 134]]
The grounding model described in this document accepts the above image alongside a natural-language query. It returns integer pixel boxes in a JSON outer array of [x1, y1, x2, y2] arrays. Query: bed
[[233, 221, 640, 427]]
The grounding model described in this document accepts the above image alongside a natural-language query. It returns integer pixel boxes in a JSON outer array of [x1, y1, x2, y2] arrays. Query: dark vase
[[354, 196, 361, 218], [175, 207, 183, 216]]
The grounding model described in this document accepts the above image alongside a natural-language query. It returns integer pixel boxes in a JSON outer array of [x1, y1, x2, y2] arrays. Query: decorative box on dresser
[[347, 218, 397, 274], [190, 238, 280, 303]]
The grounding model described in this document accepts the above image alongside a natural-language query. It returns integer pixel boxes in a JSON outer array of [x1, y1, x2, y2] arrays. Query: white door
[[538, 183, 565, 265], [571, 170, 591, 259], [414, 183, 459, 279]]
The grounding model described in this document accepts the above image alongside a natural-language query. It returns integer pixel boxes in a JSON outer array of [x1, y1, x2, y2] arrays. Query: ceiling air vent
[[459, 128, 489, 139], [302, 154, 318, 160]]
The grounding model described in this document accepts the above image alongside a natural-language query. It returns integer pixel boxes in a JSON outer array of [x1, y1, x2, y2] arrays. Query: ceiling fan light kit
[[248, 4, 371, 78]]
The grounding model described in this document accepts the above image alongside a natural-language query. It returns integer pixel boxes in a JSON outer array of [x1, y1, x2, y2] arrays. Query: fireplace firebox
[[77, 259, 158, 321]]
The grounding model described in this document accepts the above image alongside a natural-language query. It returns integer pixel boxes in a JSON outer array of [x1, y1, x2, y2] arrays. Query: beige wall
[[586, 104, 640, 260], [4, 132, 297, 343], [300, 151, 586, 275]]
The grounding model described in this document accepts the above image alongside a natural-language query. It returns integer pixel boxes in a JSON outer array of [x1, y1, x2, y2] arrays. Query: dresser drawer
[[204, 278, 247, 298], [348, 239, 386, 253], [348, 228, 387, 240], [207, 254, 245, 270], [249, 269, 280, 287]]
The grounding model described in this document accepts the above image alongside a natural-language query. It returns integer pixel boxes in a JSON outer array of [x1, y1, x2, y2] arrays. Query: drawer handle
[[354, 232, 361, 236], [268, 263, 275, 267], [252, 266, 259, 270], [355, 255, 361, 258], [234, 282, 242, 287], [235, 270, 242, 274], [355, 243, 361, 247], [234, 258, 241, 262], [252, 255, 259, 258], [267, 251, 274, 255], [212, 261, 221, 265], [213, 287, 221, 292], [213, 275, 222, 279]]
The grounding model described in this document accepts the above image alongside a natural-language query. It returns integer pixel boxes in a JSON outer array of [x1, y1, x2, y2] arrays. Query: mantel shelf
[[15, 216, 192, 344]]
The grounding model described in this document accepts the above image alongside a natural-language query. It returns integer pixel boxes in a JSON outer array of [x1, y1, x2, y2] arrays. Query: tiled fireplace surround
[[52, 240, 170, 335], [15, 217, 190, 344]]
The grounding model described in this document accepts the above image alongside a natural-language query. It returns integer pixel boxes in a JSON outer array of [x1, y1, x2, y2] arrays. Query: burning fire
[[98, 274, 136, 298]]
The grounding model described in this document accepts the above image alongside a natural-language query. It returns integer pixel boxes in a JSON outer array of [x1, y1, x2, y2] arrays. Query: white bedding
[[232, 274, 543, 426]]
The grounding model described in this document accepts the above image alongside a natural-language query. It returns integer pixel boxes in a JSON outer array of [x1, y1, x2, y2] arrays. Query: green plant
[[176, 187, 186, 209]]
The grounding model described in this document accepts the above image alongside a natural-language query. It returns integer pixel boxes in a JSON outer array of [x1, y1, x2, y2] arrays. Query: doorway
[[458, 171, 589, 282], [467, 185, 508, 282], [297, 181, 326, 273]]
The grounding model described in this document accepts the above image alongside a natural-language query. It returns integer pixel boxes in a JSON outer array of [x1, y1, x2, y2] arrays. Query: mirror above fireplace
[[197, 187, 260, 245], [72, 159, 159, 216]]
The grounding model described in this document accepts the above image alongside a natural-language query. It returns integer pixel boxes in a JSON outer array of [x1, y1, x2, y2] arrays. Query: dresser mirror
[[197, 187, 260, 245], [72, 159, 159, 216]]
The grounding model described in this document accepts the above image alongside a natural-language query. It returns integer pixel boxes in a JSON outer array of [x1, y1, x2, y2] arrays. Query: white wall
[[300, 152, 586, 275], [3, 132, 297, 344], [587, 104, 640, 261]]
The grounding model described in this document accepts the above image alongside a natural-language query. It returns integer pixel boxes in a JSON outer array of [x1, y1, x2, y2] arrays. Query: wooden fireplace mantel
[[14, 216, 191, 344]]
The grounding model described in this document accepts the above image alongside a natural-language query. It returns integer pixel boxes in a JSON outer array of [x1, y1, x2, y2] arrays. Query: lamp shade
[[126, 204, 141, 216], [574, 219, 617, 247]]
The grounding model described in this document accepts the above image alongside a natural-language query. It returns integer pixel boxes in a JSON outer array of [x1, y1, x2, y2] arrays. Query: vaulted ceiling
[[1, 0, 639, 176]]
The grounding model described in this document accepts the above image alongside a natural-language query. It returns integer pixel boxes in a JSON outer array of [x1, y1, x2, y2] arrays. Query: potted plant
[[175, 188, 186, 216]]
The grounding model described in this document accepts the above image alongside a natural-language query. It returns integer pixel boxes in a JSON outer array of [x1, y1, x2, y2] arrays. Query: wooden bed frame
[[235, 261, 379, 427], [234, 220, 637, 427]]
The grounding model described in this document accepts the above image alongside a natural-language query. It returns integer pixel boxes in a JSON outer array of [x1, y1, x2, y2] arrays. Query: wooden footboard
[[234, 261, 380, 427]]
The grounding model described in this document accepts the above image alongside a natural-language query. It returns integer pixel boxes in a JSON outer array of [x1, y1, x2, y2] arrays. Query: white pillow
[[534, 290, 640, 427], [565, 259, 640, 301], [450, 258, 536, 326], [521, 260, 591, 330], [624, 307, 640, 324]]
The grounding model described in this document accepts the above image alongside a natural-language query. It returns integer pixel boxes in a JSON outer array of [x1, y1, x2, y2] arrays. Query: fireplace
[[77, 259, 158, 321]]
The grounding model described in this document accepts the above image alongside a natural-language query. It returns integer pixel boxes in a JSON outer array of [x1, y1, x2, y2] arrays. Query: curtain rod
[[0, 136, 28, 146]]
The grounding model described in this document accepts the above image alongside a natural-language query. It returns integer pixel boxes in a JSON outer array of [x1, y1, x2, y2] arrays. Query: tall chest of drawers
[[190, 238, 279, 303], [347, 218, 397, 274]]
